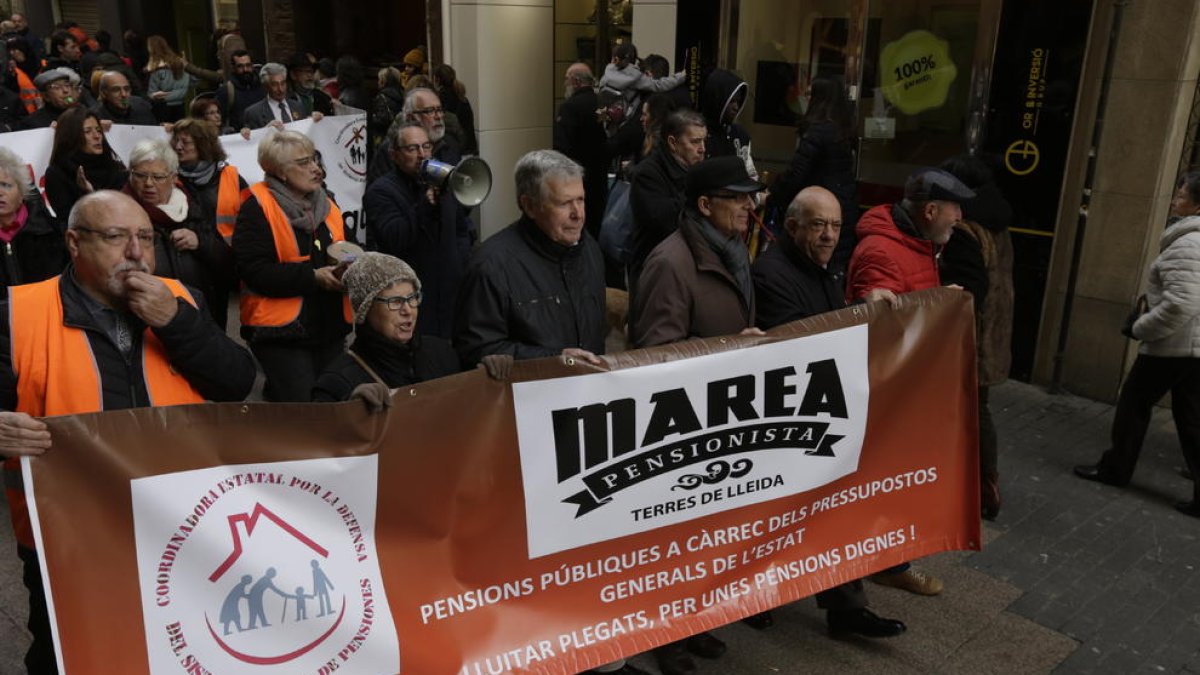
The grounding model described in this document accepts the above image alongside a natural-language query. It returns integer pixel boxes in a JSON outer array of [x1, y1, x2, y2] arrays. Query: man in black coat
[[17, 68, 81, 130], [750, 186, 905, 639], [553, 63, 608, 241], [628, 109, 707, 295], [365, 122, 474, 339], [92, 70, 158, 126], [453, 149, 605, 369]]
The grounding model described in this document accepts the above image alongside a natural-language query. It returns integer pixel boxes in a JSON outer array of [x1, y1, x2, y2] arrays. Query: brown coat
[[631, 210, 754, 347], [955, 219, 1014, 386]]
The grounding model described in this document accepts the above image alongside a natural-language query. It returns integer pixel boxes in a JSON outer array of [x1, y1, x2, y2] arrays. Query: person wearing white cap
[[16, 67, 81, 129]]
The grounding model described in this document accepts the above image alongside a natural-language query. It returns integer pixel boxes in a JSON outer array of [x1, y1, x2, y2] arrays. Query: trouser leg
[[1100, 354, 1176, 483], [1170, 359, 1200, 502], [979, 386, 998, 475], [815, 580, 867, 611], [20, 545, 57, 675]]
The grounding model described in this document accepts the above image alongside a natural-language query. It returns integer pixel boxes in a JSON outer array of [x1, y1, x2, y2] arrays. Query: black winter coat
[[0, 268, 257, 411], [143, 190, 229, 326], [232, 192, 352, 346], [178, 164, 246, 290], [700, 69, 751, 160], [454, 216, 606, 367], [0, 198, 68, 289], [629, 143, 688, 288], [751, 235, 845, 330], [311, 326, 460, 402], [16, 103, 70, 130], [92, 97, 159, 126], [364, 170, 474, 339], [44, 154, 128, 226], [554, 87, 609, 238]]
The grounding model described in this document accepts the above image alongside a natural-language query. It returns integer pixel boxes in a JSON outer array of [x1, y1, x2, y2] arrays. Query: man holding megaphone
[[364, 121, 477, 339]]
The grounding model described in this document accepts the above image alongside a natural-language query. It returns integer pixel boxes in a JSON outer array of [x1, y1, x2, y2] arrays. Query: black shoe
[[685, 631, 726, 659], [742, 610, 774, 629], [1174, 500, 1200, 518], [653, 642, 696, 675], [827, 608, 907, 638], [1073, 464, 1127, 487]]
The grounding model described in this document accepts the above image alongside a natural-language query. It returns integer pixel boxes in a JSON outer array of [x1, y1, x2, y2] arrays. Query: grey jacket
[[1135, 215, 1200, 357]]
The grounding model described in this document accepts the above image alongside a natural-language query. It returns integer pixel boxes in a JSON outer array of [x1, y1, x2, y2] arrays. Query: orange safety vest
[[214, 164, 249, 244], [3, 276, 206, 549], [239, 182, 354, 328], [14, 66, 39, 114]]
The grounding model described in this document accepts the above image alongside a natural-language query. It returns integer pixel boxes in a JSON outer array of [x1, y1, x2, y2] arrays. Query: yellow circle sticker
[[879, 30, 958, 115], [1004, 139, 1040, 176]]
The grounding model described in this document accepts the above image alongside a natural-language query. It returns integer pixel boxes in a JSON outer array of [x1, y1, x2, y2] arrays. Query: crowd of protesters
[[5, 18, 1192, 675]]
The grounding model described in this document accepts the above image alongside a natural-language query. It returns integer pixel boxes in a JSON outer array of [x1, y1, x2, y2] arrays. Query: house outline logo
[[131, 456, 401, 674]]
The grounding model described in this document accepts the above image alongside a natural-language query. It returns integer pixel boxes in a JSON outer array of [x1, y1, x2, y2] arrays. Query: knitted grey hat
[[343, 252, 421, 325]]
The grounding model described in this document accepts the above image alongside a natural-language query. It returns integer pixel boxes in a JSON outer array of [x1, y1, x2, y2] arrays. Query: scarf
[[0, 203, 29, 244], [265, 174, 329, 233], [177, 160, 217, 187], [124, 184, 190, 228], [696, 214, 753, 312], [70, 151, 127, 193]]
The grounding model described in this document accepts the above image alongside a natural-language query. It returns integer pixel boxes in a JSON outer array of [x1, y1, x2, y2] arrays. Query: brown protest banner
[[25, 288, 979, 674]]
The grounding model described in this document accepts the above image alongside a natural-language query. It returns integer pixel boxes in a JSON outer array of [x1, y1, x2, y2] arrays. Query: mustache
[[115, 261, 152, 275]]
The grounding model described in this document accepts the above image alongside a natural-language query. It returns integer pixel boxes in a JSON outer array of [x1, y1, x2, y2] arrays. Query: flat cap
[[33, 67, 79, 90], [686, 156, 765, 202], [904, 168, 976, 204]]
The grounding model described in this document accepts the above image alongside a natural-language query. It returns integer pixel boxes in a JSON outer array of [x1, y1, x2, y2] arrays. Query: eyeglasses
[[373, 291, 422, 310], [45, 82, 78, 93], [397, 142, 433, 154], [413, 106, 443, 117], [130, 170, 174, 184], [290, 155, 319, 168], [73, 226, 156, 247]]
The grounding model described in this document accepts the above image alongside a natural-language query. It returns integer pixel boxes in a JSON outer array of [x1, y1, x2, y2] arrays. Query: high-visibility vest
[[4, 276, 206, 549], [14, 66, 39, 114], [239, 182, 354, 328], [214, 164, 248, 244]]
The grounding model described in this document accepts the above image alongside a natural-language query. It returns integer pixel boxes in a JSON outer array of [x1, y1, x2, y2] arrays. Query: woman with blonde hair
[[146, 35, 192, 122], [233, 131, 353, 401]]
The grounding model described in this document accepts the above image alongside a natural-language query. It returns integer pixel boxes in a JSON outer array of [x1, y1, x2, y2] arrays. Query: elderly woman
[[44, 106, 128, 223], [171, 118, 245, 328], [233, 130, 353, 402], [312, 253, 459, 402], [1076, 171, 1200, 516], [123, 138, 225, 325], [0, 147, 67, 288]]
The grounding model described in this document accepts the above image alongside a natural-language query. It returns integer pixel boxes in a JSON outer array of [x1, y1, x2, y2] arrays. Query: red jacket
[[846, 203, 940, 302]]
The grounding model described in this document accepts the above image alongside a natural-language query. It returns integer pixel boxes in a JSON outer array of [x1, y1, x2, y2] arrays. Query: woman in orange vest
[[172, 118, 246, 330], [233, 130, 353, 401]]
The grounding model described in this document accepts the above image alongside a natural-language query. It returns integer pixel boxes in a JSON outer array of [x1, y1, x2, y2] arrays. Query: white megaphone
[[419, 157, 493, 207]]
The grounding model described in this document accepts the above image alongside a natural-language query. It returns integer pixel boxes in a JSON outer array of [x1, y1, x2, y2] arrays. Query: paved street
[[1, 380, 1198, 674]]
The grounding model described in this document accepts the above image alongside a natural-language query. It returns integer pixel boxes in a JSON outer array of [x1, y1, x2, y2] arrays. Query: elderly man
[[554, 63, 607, 241], [0, 190, 256, 674], [92, 70, 158, 125], [366, 87, 461, 186], [846, 167, 976, 302], [749, 186, 906, 639], [365, 121, 474, 339], [628, 109, 707, 295], [241, 62, 312, 131], [286, 52, 333, 118], [844, 168, 976, 598], [9, 13, 43, 66], [17, 68, 81, 129], [453, 149, 605, 368], [628, 154, 766, 675], [631, 156, 764, 348]]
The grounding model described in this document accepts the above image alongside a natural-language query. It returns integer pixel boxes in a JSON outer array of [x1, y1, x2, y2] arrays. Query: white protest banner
[[0, 112, 367, 239]]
